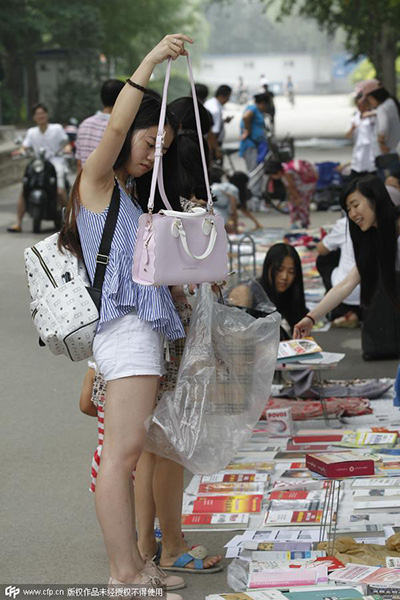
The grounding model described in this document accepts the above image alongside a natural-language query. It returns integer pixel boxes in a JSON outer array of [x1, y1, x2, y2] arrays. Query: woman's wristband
[[305, 314, 316, 326]]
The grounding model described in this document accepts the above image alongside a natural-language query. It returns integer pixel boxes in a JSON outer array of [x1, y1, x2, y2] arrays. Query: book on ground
[[263, 509, 324, 526], [192, 494, 263, 514], [306, 451, 375, 478], [248, 564, 328, 589]]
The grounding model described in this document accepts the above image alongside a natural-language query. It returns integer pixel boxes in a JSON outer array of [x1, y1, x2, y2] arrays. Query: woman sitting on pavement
[[294, 175, 400, 349], [229, 243, 307, 339]]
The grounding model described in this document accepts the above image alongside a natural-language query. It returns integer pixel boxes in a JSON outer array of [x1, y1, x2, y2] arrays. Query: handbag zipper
[[31, 246, 58, 288]]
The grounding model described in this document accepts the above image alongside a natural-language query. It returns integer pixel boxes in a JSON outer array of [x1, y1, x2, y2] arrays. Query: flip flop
[[161, 546, 223, 574], [7, 226, 22, 233]]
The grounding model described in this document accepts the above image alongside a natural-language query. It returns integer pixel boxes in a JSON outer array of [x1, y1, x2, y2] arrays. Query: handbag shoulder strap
[[148, 54, 213, 213], [91, 181, 120, 293]]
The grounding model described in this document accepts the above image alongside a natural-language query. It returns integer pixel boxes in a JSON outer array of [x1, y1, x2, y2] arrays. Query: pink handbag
[[132, 55, 229, 286]]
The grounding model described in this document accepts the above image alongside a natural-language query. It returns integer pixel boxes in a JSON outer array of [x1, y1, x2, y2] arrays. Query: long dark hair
[[176, 129, 210, 200], [369, 87, 400, 118], [169, 97, 212, 201], [260, 243, 307, 330], [340, 175, 399, 308], [169, 96, 212, 134], [59, 93, 181, 257]]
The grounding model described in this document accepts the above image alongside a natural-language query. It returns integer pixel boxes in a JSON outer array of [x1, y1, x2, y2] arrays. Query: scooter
[[16, 147, 69, 233]]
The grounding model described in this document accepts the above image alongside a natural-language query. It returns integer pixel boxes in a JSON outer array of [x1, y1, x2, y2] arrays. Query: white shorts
[[92, 312, 165, 381]]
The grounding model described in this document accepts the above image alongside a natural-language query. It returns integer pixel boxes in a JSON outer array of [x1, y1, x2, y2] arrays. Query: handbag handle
[[172, 218, 218, 260], [147, 54, 213, 213]]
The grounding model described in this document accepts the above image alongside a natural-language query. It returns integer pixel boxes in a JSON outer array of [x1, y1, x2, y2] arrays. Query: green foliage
[[264, 0, 400, 90], [351, 59, 376, 84], [52, 78, 100, 124], [0, 0, 206, 123], [0, 87, 19, 124]]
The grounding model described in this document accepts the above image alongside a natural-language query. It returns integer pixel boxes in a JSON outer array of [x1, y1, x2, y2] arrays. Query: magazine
[[192, 494, 263, 514], [268, 499, 324, 511], [269, 490, 326, 501], [198, 482, 266, 495], [181, 513, 249, 529], [351, 478, 400, 489], [283, 587, 366, 600], [263, 510, 324, 526], [248, 563, 328, 588], [277, 339, 322, 362], [335, 431, 397, 448], [201, 473, 270, 483], [353, 488, 400, 499], [225, 458, 276, 472], [329, 563, 400, 586]]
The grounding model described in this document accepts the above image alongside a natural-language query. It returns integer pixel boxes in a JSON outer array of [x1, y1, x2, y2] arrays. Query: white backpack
[[24, 233, 99, 361], [24, 184, 120, 362]]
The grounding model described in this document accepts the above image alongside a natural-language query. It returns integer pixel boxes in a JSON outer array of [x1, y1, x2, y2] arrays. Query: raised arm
[[293, 265, 361, 338], [81, 34, 193, 210]]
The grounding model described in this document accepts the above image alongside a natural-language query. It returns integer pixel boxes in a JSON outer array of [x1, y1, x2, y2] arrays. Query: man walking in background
[[75, 79, 124, 171], [205, 84, 233, 161]]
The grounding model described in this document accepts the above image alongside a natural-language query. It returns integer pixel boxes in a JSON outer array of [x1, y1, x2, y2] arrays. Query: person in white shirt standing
[[75, 79, 124, 172], [346, 83, 378, 179], [316, 216, 362, 327], [8, 103, 69, 232], [204, 84, 232, 161]]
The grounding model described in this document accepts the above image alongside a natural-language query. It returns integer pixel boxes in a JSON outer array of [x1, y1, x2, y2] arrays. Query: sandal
[[161, 545, 223, 574], [7, 226, 22, 233]]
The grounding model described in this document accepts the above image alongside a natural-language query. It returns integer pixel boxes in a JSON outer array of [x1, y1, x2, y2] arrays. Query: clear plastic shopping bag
[[146, 283, 281, 474]]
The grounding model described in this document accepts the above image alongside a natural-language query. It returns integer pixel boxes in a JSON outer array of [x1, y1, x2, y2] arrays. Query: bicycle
[[219, 131, 295, 215]]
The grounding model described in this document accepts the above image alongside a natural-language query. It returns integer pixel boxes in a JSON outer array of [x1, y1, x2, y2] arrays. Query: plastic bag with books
[[146, 283, 280, 474]]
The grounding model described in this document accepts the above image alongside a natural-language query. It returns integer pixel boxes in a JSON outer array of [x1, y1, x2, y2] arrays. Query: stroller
[[313, 161, 345, 211], [248, 133, 295, 213]]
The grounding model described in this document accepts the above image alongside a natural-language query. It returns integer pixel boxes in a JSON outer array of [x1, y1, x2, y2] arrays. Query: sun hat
[[354, 79, 382, 102]]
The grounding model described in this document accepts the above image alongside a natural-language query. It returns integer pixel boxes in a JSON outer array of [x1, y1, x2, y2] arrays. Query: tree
[[0, 0, 204, 123], [265, 0, 400, 94]]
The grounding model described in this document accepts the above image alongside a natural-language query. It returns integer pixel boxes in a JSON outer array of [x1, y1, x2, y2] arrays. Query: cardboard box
[[306, 451, 375, 478]]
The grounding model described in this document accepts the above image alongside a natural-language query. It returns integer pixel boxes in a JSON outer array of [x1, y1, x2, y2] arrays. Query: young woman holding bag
[[59, 34, 193, 597], [294, 175, 400, 340]]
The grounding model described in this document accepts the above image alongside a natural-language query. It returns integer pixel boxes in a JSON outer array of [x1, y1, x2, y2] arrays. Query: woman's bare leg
[[128, 480, 146, 571], [135, 450, 159, 560], [154, 457, 222, 570], [95, 375, 159, 583], [135, 452, 222, 570]]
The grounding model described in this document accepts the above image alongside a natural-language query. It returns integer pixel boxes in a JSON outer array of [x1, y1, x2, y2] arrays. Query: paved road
[[1, 134, 398, 599], [224, 93, 355, 141]]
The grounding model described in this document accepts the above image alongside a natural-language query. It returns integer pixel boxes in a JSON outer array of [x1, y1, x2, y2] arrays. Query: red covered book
[[306, 451, 375, 478]]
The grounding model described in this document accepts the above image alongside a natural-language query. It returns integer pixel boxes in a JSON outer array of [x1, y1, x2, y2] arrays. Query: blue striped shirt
[[76, 182, 185, 341]]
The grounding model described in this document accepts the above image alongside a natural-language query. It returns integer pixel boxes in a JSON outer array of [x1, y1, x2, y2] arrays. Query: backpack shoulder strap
[[90, 182, 120, 303]]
